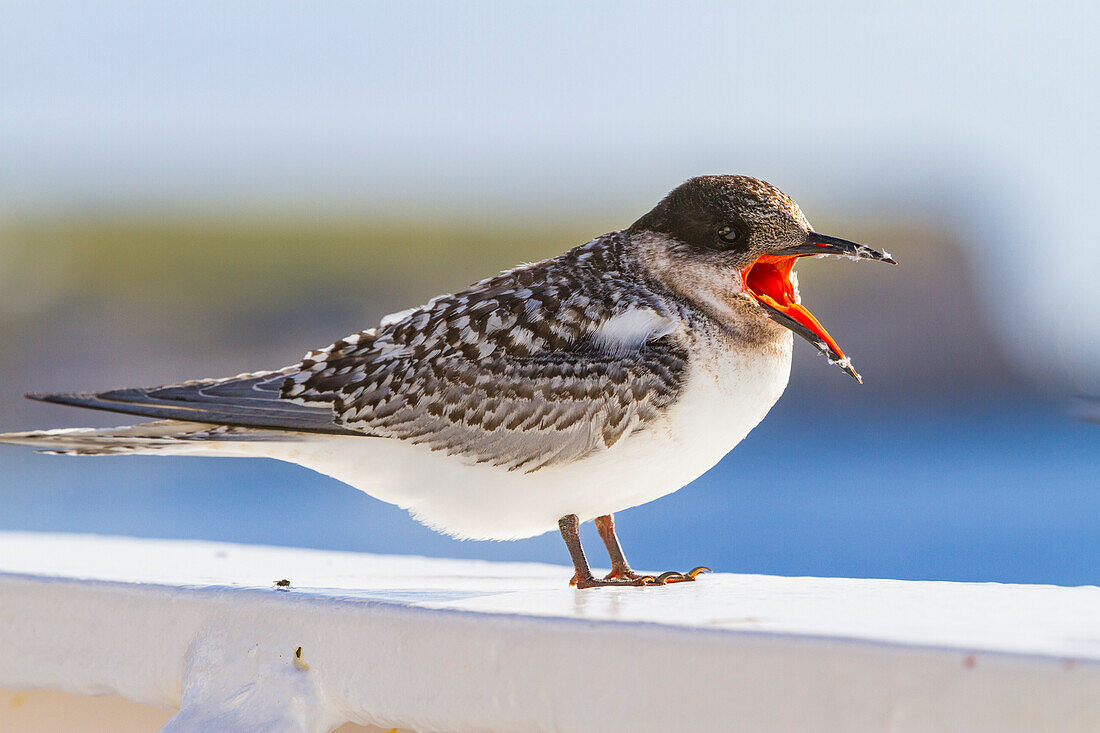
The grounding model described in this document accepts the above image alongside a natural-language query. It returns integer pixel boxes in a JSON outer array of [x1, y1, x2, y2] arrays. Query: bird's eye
[[717, 225, 741, 245]]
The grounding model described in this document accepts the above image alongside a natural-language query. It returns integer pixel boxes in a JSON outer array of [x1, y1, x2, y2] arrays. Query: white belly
[[243, 334, 792, 540]]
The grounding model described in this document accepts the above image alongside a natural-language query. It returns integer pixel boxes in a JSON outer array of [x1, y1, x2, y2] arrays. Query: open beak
[[742, 232, 896, 383]]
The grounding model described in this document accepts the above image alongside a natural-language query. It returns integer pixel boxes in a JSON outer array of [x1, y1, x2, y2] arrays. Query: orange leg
[[558, 513, 710, 589], [595, 514, 642, 580]]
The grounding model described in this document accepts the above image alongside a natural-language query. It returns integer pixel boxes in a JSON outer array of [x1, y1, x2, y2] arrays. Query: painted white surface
[[1, 532, 1099, 732]]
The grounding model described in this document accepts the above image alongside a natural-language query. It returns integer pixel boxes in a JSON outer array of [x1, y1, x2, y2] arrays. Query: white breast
[[238, 329, 793, 541]]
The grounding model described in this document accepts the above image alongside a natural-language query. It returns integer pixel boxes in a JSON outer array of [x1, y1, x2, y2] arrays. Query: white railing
[[1, 532, 1098, 732]]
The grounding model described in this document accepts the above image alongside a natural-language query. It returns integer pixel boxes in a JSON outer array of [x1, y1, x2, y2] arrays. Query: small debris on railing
[[274, 578, 291, 591], [293, 645, 309, 672]]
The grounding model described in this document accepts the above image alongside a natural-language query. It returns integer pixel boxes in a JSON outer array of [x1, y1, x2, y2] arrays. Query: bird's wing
[[28, 236, 690, 469], [285, 238, 691, 471]]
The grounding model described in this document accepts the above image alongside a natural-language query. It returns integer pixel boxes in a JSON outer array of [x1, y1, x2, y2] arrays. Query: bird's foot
[[609, 565, 712, 584], [570, 572, 649, 588], [603, 566, 644, 582], [570, 566, 711, 589], [638, 566, 711, 585]]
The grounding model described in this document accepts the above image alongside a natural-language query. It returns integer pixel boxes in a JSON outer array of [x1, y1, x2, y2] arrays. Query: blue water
[[1, 399, 1097, 586]]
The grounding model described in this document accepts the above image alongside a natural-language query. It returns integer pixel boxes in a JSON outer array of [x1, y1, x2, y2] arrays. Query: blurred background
[[1, 2, 1097, 585]]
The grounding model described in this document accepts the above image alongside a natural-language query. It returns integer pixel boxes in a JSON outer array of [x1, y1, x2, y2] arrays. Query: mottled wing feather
[[283, 234, 690, 471], [340, 345, 685, 472]]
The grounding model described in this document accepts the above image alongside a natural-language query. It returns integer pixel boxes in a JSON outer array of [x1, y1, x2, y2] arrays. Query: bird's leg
[[594, 514, 641, 581], [594, 513, 712, 585], [559, 514, 592, 587], [558, 514, 710, 588], [558, 514, 646, 588]]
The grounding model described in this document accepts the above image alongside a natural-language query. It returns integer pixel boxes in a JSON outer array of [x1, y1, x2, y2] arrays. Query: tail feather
[[0, 420, 292, 456]]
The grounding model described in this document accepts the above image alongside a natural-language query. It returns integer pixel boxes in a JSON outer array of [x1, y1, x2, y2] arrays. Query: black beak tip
[[801, 233, 896, 265], [834, 357, 863, 383]]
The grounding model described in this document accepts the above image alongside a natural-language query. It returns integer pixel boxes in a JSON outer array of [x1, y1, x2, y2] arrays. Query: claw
[[654, 571, 685, 584], [685, 566, 711, 579]]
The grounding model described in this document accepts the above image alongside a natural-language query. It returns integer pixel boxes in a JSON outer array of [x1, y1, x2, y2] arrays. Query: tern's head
[[628, 175, 896, 382]]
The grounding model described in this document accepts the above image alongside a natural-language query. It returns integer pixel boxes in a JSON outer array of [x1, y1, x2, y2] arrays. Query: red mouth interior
[[742, 255, 847, 359]]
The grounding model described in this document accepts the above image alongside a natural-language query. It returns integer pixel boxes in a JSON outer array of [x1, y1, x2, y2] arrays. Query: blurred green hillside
[[0, 216, 599, 316]]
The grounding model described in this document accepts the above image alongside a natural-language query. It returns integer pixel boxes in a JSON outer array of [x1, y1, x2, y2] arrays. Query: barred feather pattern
[[282, 233, 691, 472]]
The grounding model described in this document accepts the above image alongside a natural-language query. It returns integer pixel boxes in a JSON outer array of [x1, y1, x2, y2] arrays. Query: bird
[[0, 176, 895, 588]]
